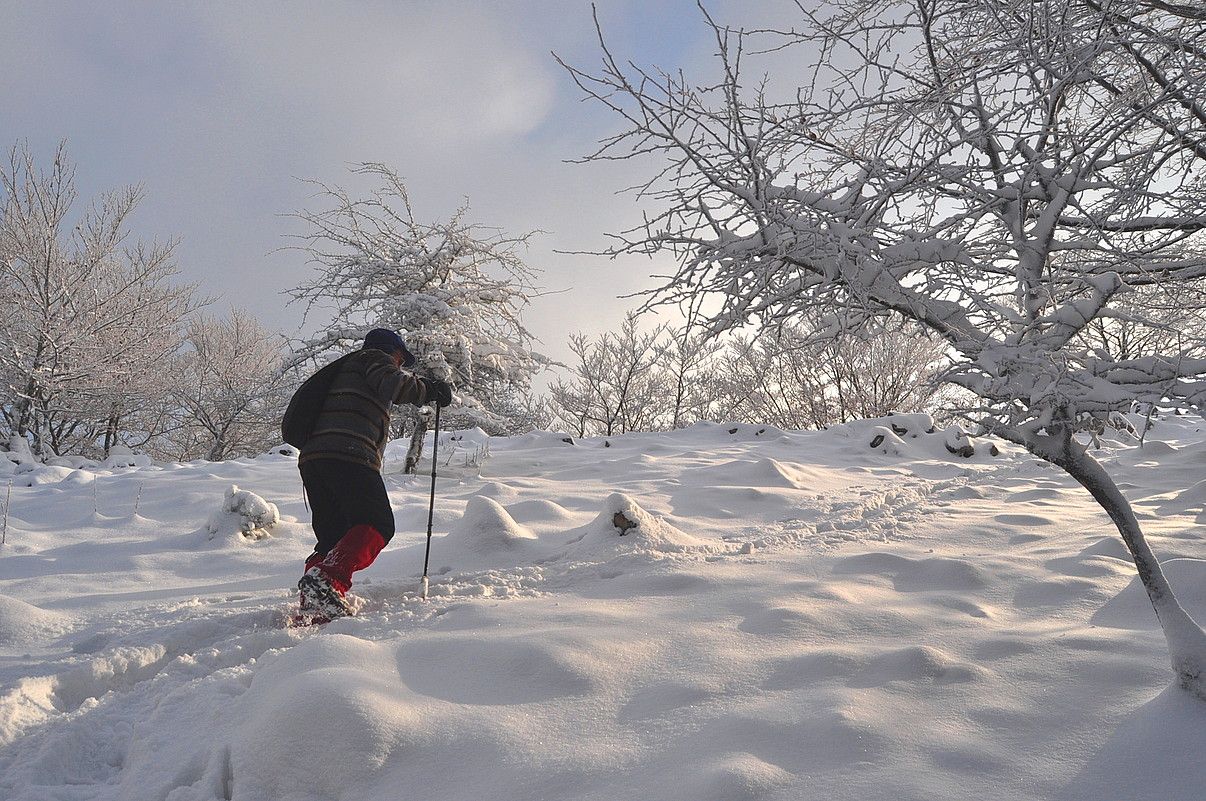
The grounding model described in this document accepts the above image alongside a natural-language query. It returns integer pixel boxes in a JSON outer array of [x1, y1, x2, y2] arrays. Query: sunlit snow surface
[[1, 415, 1205, 800]]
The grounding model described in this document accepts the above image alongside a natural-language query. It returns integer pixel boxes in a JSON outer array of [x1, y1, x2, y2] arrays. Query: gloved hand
[[421, 377, 453, 408]]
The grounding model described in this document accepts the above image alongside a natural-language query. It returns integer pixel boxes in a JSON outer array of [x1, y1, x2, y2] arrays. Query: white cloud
[[193, 3, 556, 151], [0, 0, 792, 369]]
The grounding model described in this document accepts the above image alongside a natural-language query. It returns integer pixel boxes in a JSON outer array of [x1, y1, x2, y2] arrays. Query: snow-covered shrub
[[102, 446, 151, 470], [164, 311, 292, 462], [205, 485, 279, 542], [580, 493, 712, 554], [286, 162, 549, 470], [3, 436, 36, 466], [441, 428, 492, 469], [44, 455, 100, 470], [264, 443, 300, 459]]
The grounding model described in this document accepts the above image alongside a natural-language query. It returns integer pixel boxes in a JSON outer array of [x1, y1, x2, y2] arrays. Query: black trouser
[[299, 459, 396, 556]]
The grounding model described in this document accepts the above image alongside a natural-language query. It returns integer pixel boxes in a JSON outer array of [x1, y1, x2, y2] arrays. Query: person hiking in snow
[[285, 328, 452, 620]]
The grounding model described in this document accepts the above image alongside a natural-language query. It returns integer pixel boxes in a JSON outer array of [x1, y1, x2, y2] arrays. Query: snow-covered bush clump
[[102, 446, 152, 469], [843, 414, 1002, 460], [580, 493, 712, 554], [205, 485, 280, 542], [1, 437, 40, 478], [439, 427, 491, 468], [263, 443, 300, 459], [43, 455, 100, 470]]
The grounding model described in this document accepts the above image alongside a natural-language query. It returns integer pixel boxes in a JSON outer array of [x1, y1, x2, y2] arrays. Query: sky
[[0, 0, 790, 367]]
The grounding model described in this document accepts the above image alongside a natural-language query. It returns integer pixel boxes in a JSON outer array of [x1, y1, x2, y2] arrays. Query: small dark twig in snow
[[1, 479, 10, 545]]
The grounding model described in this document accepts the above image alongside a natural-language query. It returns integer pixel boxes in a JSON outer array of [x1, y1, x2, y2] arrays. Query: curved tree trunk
[[1060, 447, 1206, 699], [1016, 425, 1206, 699]]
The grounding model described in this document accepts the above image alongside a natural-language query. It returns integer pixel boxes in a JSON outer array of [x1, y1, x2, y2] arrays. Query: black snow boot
[[297, 567, 355, 620]]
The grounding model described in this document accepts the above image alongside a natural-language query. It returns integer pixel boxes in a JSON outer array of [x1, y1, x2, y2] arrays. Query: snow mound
[[15, 465, 77, 487], [0, 594, 72, 646], [866, 426, 910, 456], [205, 485, 280, 542], [448, 496, 537, 553], [505, 429, 579, 450], [262, 443, 299, 458], [228, 636, 421, 800], [102, 445, 151, 469], [833, 551, 990, 592], [581, 493, 709, 553], [506, 498, 578, 524], [439, 426, 491, 452], [885, 412, 937, 435], [852, 644, 990, 686], [44, 455, 99, 470], [1170, 479, 1206, 511], [471, 481, 519, 502], [688, 457, 820, 490]]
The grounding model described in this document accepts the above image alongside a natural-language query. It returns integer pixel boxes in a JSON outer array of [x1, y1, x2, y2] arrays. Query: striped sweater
[[299, 349, 428, 470]]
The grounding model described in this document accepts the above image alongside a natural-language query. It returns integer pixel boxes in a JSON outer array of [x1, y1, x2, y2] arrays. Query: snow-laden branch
[[564, 0, 1206, 697]]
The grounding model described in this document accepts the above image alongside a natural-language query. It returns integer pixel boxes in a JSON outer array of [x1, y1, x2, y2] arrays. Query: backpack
[[281, 354, 354, 449]]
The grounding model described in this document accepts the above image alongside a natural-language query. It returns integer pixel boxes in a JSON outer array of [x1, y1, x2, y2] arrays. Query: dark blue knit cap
[[362, 328, 416, 367]]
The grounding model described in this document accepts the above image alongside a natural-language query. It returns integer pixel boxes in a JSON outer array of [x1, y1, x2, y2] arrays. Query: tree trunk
[[404, 412, 428, 474], [1060, 444, 1206, 699], [104, 403, 120, 456]]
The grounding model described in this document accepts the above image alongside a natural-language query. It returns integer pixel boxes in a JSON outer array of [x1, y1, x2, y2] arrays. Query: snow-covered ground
[[1, 414, 1204, 801]]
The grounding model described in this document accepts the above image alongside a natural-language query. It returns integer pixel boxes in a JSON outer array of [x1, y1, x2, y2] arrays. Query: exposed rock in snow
[[867, 426, 909, 456], [205, 485, 279, 542], [848, 417, 1001, 460], [943, 425, 977, 458]]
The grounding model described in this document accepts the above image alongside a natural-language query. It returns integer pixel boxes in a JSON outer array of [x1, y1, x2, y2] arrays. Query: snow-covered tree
[[287, 163, 548, 471], [475, 384, 555, 436], [659, 321, 726, 429], [567, 1, 1206, 696], [166, 310, 291, 461], [549, 313, 668, 436], [720, 320, 947, 430], [0, 142, 201, 457]]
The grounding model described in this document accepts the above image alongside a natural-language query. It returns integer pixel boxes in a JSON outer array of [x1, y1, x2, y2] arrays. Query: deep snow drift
[[1, 414, 1204, 801]]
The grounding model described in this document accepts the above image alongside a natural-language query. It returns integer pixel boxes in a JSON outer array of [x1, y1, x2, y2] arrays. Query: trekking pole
[[420, 402, 441, 600]]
